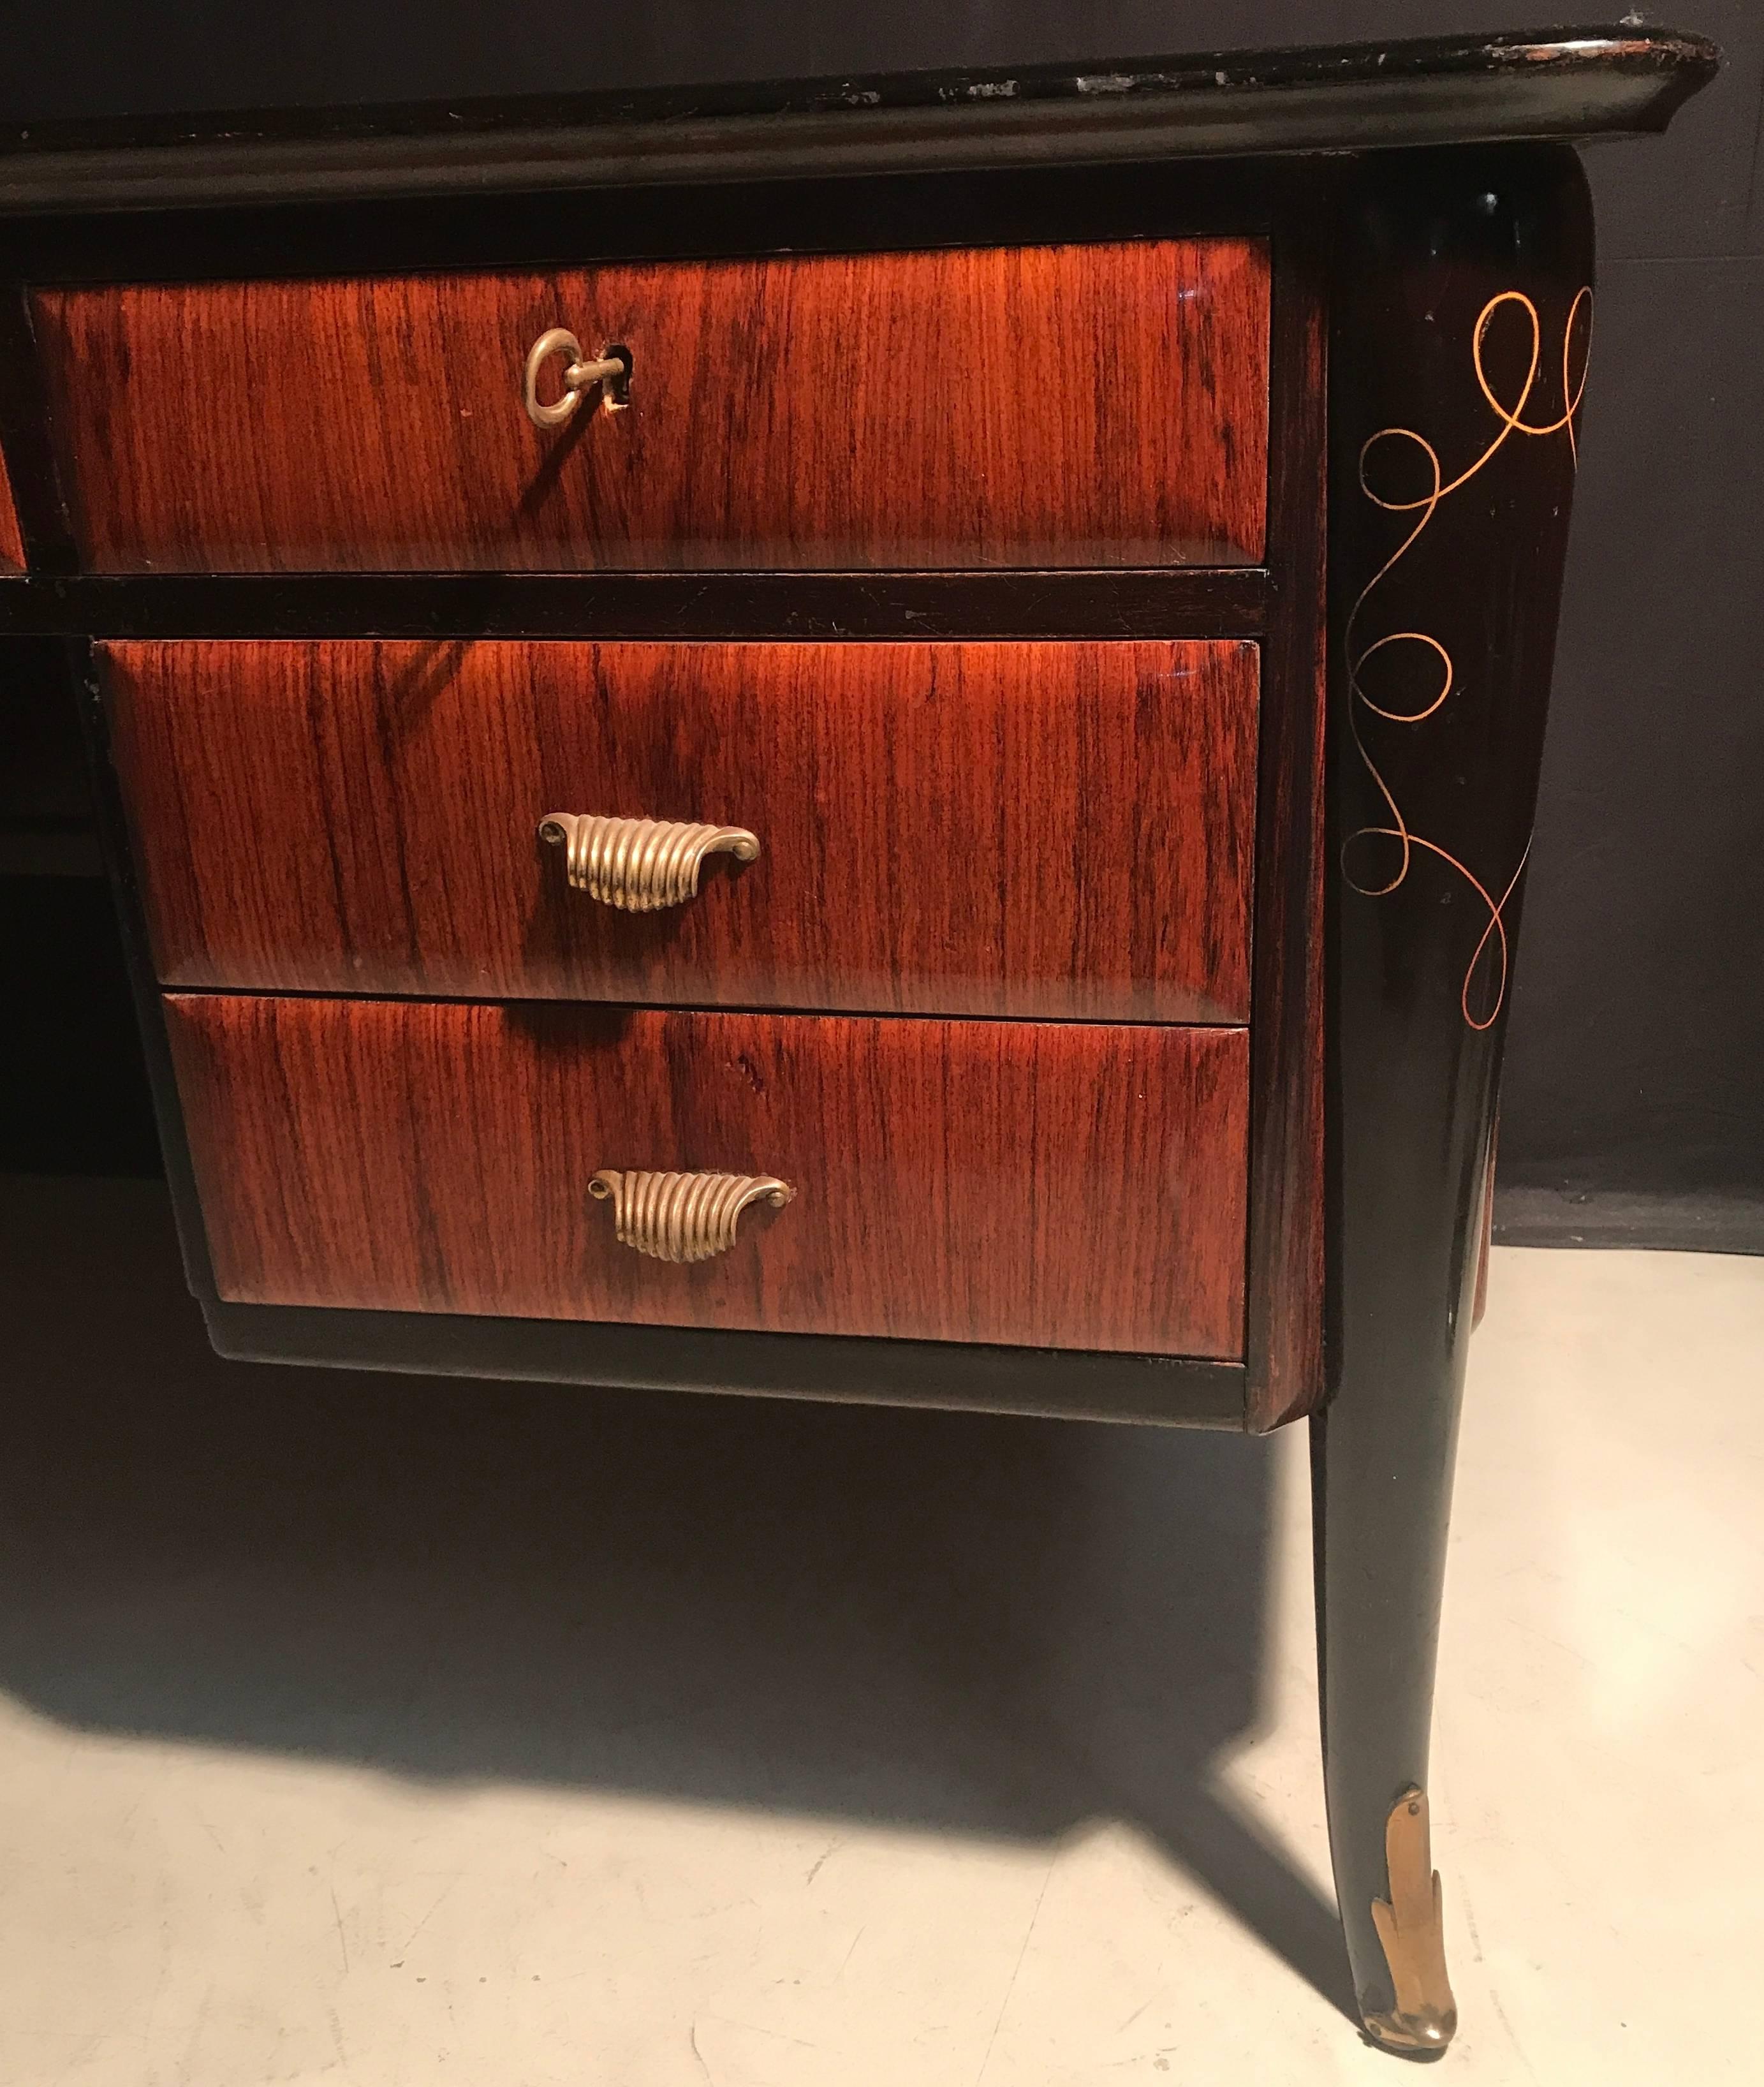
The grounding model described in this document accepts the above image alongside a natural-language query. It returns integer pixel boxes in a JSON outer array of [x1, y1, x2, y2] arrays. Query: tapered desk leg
[[1317, 144, 1594, 2056]]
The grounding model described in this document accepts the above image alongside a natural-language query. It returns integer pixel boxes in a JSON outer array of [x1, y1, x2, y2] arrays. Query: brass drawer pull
[[523, 327, 629, 429], [538, 813, 760, 912], [589, 1169, 795, 1264]]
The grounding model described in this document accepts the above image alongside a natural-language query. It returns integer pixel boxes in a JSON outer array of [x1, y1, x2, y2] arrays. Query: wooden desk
[[0, 25, 1716, 2055]]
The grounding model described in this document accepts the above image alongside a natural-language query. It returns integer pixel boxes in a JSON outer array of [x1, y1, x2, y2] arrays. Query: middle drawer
[[104, 639, 1258, 1024]]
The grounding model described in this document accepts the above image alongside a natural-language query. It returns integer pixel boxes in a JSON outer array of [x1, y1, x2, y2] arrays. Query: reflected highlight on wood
[[37, 240, 1268, 573], [161, 994, 1251, 1357]]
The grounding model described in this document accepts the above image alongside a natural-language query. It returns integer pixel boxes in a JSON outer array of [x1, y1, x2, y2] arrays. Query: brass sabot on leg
[[1364, 1787, 1458, 2056]]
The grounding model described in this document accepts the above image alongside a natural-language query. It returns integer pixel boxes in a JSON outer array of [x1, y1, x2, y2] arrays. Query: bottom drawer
[[163, 996, 1249, 1357]]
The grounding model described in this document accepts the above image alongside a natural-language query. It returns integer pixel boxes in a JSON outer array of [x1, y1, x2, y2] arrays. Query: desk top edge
[[0, 25, 1719, 218]]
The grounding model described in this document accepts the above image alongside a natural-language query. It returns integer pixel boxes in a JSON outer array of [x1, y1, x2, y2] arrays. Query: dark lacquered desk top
[[0, 25, 1720, 216]]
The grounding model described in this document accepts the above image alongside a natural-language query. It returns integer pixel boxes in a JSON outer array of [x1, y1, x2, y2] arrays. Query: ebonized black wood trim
[[0, 570, 1270, 640], [0, 29, 1717, 218], [64, 637, 219, 1296], [1315, 141, 1594, 2044], [0, 159, 1277, 286], [0, 158, 1277, 288], [1492, 1186, 1764, 1254], [203, 1299, 1247, 1429], [1243, 184, 1331, 1429]]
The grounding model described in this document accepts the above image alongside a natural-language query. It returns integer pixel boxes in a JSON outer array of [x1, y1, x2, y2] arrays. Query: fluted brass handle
[[538, 813, 760, 912], [523, 327, 629, 429], [589, 1169, 795, 1264]]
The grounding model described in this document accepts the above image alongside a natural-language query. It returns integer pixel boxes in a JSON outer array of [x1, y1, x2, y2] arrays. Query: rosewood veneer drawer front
[[0, 454, 21, 572], [105, 638, 1258, 1024], [163, 996, 1250, 1357], [35, 240, 1268, 574]]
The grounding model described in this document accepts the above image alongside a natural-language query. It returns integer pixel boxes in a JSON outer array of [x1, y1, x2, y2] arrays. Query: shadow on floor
[[0, 1172, 1353, 2021]]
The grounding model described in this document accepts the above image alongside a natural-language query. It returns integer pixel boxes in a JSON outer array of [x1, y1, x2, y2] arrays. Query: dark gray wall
[[3, 5, 1759, 1207]]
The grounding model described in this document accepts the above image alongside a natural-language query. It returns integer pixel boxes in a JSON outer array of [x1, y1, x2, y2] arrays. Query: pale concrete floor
[[0, 1174, 1758, 2086]]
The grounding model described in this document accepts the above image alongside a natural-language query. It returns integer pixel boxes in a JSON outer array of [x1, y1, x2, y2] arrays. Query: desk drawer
[[106, 638, 1258, 1025], [36, 239, 1268, 573], [163, 995, 1249, 1357]]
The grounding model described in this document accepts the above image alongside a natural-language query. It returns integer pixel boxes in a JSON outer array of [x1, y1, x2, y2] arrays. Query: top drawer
[[32, 239, 1268, 575]]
